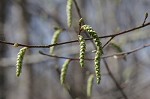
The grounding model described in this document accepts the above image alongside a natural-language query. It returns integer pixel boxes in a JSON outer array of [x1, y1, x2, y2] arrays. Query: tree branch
[[103, 59, 128, 99], [0, 21, 149, 48], [39, 43, 150, 60]]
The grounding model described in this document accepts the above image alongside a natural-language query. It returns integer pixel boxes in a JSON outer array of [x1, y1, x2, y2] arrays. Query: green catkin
[[78, 35, 86, 67], [16, 47, 28, 77], [79, 18, 83, 26], [50, 28, 62, 54], [81, 25, 103, 84], [110, 42, 123, 52], [66, 0, 73, 27], [110, 42, 126, 60], [60, 59, 71, 85], [87, 74, 94, 97]]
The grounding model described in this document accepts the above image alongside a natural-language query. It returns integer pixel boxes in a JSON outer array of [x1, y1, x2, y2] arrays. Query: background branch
[[39, 43, 150, 60], [103, 59, 128, 99]]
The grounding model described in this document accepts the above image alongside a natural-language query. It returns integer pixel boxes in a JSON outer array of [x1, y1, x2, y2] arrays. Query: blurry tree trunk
[[0, 0, 7, 99], [3, 0, 32, 99], [17, 0, 33, 99]]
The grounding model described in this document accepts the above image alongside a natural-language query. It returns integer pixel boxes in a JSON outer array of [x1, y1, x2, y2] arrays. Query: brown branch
[[102, 13, 149, 49], [103, 59, 128, 99], [39, 43, 150, 60], [73, 0, 82, 20], [102, 43, 150, 58], [39, 51, 93, 60], [142, 13, 148, 25], [102, 37, 114, 48], [73, 0, 97, 49], [0, 22, 150, 48]]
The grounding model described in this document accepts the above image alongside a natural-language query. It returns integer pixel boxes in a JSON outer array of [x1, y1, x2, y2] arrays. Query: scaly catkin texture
[[60, 59, 71, 85], [66, 0, 73, 27], [16, 47, 28, 77], [81, 25, 103, 84], [50, 28, 62, 54], [87, 74, 94, 97], [78, 35, 86, 67]]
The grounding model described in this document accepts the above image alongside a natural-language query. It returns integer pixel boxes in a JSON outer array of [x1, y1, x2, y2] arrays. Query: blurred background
[[0, 0, 150, 99]]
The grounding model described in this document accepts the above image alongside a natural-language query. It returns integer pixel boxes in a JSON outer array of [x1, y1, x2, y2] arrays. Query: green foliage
[[60, 59, 71, 85], [16, 47, 28, 77], [81, 25, 103, 84], [78, 35, 86, 67]]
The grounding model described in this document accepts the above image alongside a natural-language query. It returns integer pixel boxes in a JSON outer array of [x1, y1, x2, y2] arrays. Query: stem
[[0, 22, 149, 48], [103, 59, 128, 99]]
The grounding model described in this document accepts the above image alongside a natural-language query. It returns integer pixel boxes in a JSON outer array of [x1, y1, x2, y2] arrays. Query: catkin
[[87, 74, 94, 97], [81, 25, 103, 84], [110, 42, 126, 60], [60, 59, 71, 85], [110, 42, 123, 52], [66, 0, 73, 27], [50, 28, 62, 54], [78, 35, 86, 67], [16, 47, 28, 77]]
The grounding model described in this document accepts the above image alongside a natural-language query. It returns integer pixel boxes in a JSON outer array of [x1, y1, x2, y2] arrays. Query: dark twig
[[102, 13, 149, 49], [39, 51, 93, 60], [103, 59, 128, 99], [0, 22, 150, 48], [102, 37, 114, 48], [73, 0, 97, 49], [142, 13, 148, 25], [39, 43, 150, 60], [73, 0, 82, 20], [102, 43, 150, 58]]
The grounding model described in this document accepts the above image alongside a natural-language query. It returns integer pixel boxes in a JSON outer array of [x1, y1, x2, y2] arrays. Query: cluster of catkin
[[80, 25, 103, 84], [14, 1, 103, 96]]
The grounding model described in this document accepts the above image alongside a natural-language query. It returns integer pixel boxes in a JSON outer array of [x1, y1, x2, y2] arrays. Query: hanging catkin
[[16, 47, 28, 77], [60, 59, 71, 85], [87, 74, 94, 97], [66, 0, 73, 27], [78, 35, 86, 67], [50, 28, 62, 54], [81, 25, 103, 84]]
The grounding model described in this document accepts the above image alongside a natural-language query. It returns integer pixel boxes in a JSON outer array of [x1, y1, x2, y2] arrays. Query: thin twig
[[73, 0, 97, 49], [39, 43, 150, 60], [102, 13, 149, 49], [102, 37, 114, 48], [73, 0, 82, 20], [0, 22, 150, 48], [102, 43, 150, 58], [142, 13, 148, 25], [103, 59, 128, 99], [39, 51, 93, 60]]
